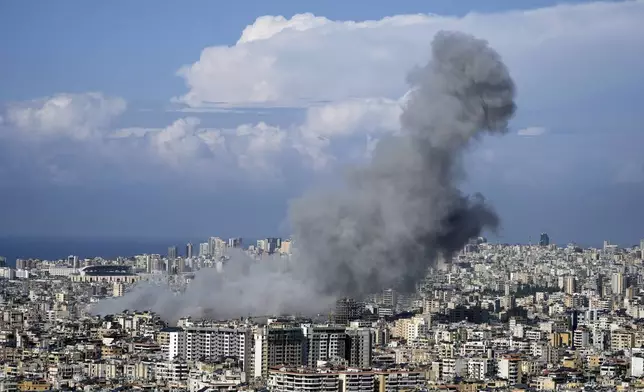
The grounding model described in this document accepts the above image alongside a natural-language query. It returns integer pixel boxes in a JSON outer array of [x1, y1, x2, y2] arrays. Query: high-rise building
[[186, 243, 193, 258], [177, 258, 186, 274], [208, 237, 227, 256], [468, 359, 492, 381], [68, 255, 79, 270], [382, 288, 398, 308], [228, 238, 243, 248], [199, 242, 209, 257], [265, 238, 281, 254], [280, 240, 292, 255], [303, 325, 347, 367], [568, 310, 579, 332], [594, 274, 604, 296], [168, 246, 178, 260], [15, 259, 25, 270], [158, 327, 185, 361], [208, 237, 217, 255], [640, 239, 644, 260], [498, 355, 522, 385], [151, 255, 161, 272], [113, 282, 124, 297], [333, 298, 363, 325], [254, 325, 306, 378], [564, 276, 577, 295], [539, 233, 550, 246], [145, 255, 153, 274], [166, 259, 173, 275], [603, 240, 618, 253], [392, 316, 429, 341], [256, 239, 267, 252], [345, 327, 372, 368], [183, 325, 253, 377], [573, 328, 590, 348], [612, 272, 625, 296]]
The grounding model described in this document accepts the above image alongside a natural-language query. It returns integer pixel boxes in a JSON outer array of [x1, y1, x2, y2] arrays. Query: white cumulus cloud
[[237, 13, 330, 44], [6, 92, 126, 140], [301, 98, 401, 138], [147, 117, 215, 166], [112, 119, 306, 177], [132, 97, 403, 174], [232, 122, 289, 171], [174, 1, 644, 108]]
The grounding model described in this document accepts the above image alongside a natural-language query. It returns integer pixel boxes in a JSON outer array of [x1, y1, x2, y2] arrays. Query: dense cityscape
[[0, 234, 643, 391], [2, 0, 642, 391]]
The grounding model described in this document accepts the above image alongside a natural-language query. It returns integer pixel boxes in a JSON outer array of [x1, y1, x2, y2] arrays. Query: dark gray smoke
[[289, 30, 516, 297], [91, 31, 515, 321]]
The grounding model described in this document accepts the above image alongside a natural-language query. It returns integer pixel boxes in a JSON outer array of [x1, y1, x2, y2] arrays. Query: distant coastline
[[0, 236, 198, 266], [0, 235, 630, 268]]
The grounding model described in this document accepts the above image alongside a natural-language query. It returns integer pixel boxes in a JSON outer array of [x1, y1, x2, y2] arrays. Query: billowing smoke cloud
[[92, 31, 515, 321], [291, 31, 516, 297]]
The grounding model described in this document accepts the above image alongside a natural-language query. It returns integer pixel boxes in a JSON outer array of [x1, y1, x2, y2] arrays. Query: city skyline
[[2, 231, 644, 267]]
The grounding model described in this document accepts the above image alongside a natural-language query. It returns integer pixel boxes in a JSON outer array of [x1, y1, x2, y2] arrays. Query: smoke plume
[[291, 31, 516, 297], [92, 31, 516, 321]]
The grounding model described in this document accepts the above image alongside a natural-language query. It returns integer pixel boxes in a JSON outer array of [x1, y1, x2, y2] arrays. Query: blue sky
[[1, 0, 643, 246]]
